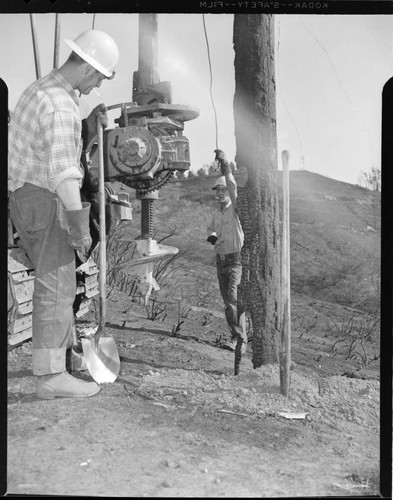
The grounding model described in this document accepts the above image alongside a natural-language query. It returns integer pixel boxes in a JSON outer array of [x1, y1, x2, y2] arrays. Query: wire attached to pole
[[277, 18, 304, 163], [53, 13, 61, 69], [202, 14, 219, 151], [30, 14, 42, 80]]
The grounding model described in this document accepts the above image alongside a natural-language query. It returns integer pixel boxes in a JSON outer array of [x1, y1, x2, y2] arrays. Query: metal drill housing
[[86, 102, 199, 194]]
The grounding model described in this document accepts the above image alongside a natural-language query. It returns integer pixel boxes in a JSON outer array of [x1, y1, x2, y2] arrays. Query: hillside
[[120, 170, 380, 335], [7, 169, 382, 497]]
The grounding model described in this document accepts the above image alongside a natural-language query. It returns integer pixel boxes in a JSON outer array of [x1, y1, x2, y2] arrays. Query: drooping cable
[[298, 15, 373, 170], [202, 14, 219, 151], [298, 16, 354, 110], [276, 18, 304, 164], [362, 18, 393, 71]]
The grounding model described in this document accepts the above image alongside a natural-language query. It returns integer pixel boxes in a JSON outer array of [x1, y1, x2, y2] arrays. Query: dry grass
[[105, 170, 380, 374]]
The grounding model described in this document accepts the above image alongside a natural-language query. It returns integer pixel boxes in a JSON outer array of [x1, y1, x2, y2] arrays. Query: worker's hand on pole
[[83, 103, 108, 148], [214, 149, 230, 176], [207, 234, 218, 245], [64, 202, 93, 263]]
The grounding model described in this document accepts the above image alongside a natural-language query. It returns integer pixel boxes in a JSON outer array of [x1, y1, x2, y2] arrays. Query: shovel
[[81, 115, 120, 384]]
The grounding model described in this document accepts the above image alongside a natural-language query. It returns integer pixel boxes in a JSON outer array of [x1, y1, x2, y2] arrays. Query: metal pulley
[[109, 126, 161, 179]]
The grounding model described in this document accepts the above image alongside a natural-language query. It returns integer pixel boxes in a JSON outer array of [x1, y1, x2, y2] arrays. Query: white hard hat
[[65, 30, 119, 79], [212, 176, 227, 190]]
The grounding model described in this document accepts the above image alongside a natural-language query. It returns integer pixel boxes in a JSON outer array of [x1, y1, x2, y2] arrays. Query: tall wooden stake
[[280, 150, 291, 396]]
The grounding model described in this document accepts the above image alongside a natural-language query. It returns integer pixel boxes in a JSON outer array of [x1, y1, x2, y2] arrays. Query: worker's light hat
[[212, 176, 227, 190], [65, 30, 119, 79]]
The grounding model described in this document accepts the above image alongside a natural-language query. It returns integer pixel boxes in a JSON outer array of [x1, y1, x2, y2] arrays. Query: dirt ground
[[7, 280, 381, 498]]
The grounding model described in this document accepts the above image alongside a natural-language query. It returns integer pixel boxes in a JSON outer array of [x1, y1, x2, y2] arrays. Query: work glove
[[82, 103, 108, 149], [207, 234, 218, 245], [64, 202, 92, 263], [214, 149, 231, 176]]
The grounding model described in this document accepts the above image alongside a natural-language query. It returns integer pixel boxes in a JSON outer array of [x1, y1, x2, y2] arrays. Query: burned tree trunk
[[234, 14, 280, 367]]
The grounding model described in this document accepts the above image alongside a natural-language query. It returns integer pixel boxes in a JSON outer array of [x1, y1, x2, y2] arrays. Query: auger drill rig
[[84, 14, 199, 301], [7, 13, 199, 349]]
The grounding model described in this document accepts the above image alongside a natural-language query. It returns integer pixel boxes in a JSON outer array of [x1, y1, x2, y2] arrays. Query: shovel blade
[[82, 337, 120, 384]]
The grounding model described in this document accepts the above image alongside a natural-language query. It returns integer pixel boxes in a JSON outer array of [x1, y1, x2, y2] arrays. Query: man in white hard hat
[[207, 149, 247, 355], [8, 30, 119, 399]]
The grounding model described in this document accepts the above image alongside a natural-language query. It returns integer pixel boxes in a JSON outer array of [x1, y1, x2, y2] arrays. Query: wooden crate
[[8, 248, 34, 346], [8, 250, 100, 348]]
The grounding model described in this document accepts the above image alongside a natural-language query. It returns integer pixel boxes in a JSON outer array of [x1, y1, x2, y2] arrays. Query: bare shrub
[[328, 311, 380, 366], [103, 223, 184, 306], [170, 298, 192, 336], [358, 166, 381, 192], [145, 297, 168, 321], [102, 221, 140, 299], [332, 285, 360, 308], [295, 317, 318, 339], [330, 259, 380, 312], [152, 252, 185, 289], [184, 272, 217, 308]]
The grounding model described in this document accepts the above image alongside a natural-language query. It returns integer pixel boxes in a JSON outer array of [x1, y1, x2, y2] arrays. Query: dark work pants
[[216, 253, 246, 342]]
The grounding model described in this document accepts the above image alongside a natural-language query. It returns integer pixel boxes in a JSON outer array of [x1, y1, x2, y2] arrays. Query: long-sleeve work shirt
[[207, 172, 244, 255], [8, 69, 84, 193]]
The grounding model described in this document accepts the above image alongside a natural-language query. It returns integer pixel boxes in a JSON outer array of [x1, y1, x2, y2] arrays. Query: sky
[[1, 13, 392, 185]]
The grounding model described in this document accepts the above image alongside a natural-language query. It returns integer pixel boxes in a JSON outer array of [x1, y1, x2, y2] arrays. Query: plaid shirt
[[8, 69, 84, 193], [207, 173, 244, 255]]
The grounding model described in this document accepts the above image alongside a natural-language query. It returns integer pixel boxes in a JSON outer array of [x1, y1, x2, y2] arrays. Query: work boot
[[66, 349, 88, 372], [35, 371, 100, 400]]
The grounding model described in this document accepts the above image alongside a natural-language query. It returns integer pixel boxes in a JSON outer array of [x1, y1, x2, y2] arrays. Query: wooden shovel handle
[[96, 116, 106, 344]]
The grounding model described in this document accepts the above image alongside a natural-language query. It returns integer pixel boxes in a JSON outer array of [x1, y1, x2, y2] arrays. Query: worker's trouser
[[216, 253, 246, 342], [9, 183, 76, 376]]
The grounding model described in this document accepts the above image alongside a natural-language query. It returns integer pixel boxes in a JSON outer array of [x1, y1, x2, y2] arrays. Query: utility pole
[[234, 14, 281, 368]]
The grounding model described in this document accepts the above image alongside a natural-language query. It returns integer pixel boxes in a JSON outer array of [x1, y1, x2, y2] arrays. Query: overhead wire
[[202, 14, 219, 151], [276, 18, 304, 166], [297, 15, 355, 110], [92, 14, 96, 29], [297, 15, 375, 176], [362, 18, 393, 72]]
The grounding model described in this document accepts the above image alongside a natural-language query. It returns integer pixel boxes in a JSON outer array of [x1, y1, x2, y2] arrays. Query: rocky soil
[[7, 171, 383, 497], [7, 285, 381, 497]]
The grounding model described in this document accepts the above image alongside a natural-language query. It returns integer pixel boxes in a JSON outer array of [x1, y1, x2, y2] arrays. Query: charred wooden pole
[[234, 14, 280, 367], [280, 150, 291, 396]]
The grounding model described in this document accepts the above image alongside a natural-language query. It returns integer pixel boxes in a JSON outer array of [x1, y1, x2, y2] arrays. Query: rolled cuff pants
[[9, 183, 76, 375]]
